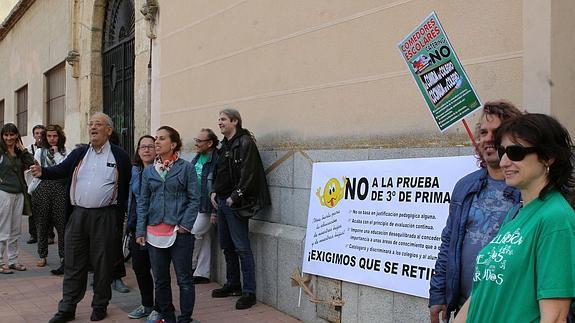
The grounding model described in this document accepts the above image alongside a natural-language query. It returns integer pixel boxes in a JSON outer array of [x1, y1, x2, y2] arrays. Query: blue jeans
[[218, 198, 256, 294], [148, 232, 195, 323]]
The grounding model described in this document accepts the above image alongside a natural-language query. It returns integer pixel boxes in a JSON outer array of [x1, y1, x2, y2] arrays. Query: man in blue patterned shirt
[[429, 101, 523, 323]]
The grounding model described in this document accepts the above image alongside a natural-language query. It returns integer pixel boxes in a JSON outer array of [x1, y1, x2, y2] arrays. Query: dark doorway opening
[[102, 0, 135, 158]]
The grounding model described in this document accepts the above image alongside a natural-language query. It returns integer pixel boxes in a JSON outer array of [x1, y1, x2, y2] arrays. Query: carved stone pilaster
[[140, 0, 159, 39], [66, 50, 80, 78]]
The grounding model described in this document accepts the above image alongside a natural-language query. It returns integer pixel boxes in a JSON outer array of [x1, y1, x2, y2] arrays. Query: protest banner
[[302, 156, 478, 298], [397, 12, 481, 132]]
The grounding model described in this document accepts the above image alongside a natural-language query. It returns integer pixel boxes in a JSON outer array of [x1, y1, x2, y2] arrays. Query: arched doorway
[[102, 0, 135, 157]]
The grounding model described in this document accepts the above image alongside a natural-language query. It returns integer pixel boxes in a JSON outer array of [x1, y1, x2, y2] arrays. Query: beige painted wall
[[523, 0, 575, 136], [0, 0, 18, 22], [0, 0, 154, 150], [154, 0, 524, 150], [0, 0, 72, 145], [550, 0, 575, 135]]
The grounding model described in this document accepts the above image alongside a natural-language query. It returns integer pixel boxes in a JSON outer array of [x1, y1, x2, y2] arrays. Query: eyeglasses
[[194, 138, 209, 143], [139, 145, 155, 151], [497, 145, 538, 161], [88, 122, 107, 128]]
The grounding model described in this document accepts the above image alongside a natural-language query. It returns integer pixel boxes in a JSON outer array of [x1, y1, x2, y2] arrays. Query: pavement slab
[[0, 219, 301, 323]]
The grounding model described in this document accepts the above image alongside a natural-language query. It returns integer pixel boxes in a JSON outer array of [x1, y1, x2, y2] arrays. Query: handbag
[[26, 148, 46, 194], [6, 153, 33, 215], [22, 193, 33, 216], [26, 170, 41, 194], [122, 230, 132, 261]]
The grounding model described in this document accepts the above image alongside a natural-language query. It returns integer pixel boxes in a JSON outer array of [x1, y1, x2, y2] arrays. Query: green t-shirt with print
[[467, 190, 575, 323], [194, 153, 209, 190]]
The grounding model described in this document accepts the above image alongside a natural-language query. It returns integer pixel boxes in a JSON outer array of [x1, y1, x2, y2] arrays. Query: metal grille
[[46, 63, 66, 127], [102, 0, 135, 159]]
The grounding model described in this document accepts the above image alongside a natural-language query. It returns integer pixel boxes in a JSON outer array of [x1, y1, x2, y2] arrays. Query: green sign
[[397, 12, 481, 132]]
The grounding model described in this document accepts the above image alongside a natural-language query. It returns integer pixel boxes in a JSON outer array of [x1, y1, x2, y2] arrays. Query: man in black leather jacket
[[210, 108, 271, 310]]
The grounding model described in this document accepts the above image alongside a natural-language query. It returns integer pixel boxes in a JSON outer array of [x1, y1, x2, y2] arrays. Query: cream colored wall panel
[[550, 0, 575, 135], [466, 60, 523, 109], [46, 3, 70, 67], [159, 0, 522, 120], [160, 0, 403, 76], [0, 0, 18, 22], [160, 0, 243, 35], [159, 0, 521, 79], [159, 58, 521, 148]]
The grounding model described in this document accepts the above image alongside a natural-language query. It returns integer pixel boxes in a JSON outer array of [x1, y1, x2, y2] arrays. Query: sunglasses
[[497, 145, 538, 161]]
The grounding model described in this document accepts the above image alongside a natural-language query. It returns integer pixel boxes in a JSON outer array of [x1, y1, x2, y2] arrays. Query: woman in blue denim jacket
[[136, 126, 200, 323], [125, 135, 155, 319]]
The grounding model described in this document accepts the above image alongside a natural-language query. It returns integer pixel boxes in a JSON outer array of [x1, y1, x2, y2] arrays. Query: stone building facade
[[1, 1, 574, 322]]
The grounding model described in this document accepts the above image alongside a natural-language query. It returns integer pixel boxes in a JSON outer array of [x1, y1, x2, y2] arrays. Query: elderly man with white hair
[[31, 112, 132, 322]]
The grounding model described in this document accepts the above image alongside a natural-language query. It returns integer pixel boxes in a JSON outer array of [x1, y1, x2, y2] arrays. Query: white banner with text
[[302, 156, 478, 298]]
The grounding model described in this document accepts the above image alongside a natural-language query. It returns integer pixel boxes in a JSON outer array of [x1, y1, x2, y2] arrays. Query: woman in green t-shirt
[[455, 113, 575, 323]]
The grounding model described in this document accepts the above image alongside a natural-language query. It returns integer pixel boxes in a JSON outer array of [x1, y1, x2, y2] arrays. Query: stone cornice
[[0, 0, 36, 42]]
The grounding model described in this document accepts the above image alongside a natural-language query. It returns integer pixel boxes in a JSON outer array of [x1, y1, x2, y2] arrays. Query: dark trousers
[[29, 211, 55, 240], [111, 260, 127, 279], [130, 233, 154, 307], [148, 232, 195, 323], [217, 198, 256, 294], [88, 212, 125, 279], [28, 215, 37, 239], [111, 214, 126, 279], [58, 206, 120, 313], [32, 180, 66, 259]]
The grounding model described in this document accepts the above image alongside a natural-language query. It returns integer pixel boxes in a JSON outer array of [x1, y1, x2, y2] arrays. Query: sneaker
[[27, 237, 37, 244], [112, 278, 130, 293], [212, 284, 242, 298], [128, 305, 153, 319], [235, 292, 256, 310], [145, 310, 163, 323]]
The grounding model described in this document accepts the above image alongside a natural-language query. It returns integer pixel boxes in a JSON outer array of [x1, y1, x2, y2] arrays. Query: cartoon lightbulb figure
[[316, 177, 348, 208]]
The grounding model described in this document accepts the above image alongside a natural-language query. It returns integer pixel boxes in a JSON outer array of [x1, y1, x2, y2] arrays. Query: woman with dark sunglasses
[[454, 113, 575, 323]]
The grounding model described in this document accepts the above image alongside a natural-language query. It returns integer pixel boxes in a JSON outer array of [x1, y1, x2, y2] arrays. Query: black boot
[[212, 284, 242, 298], [236, 293, 256, 310], [48, 311, 75, 323], [51, 259, 64, 275]]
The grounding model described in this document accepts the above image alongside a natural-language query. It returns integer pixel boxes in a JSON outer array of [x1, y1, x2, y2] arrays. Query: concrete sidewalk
[[0, 219, 300, 323]]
